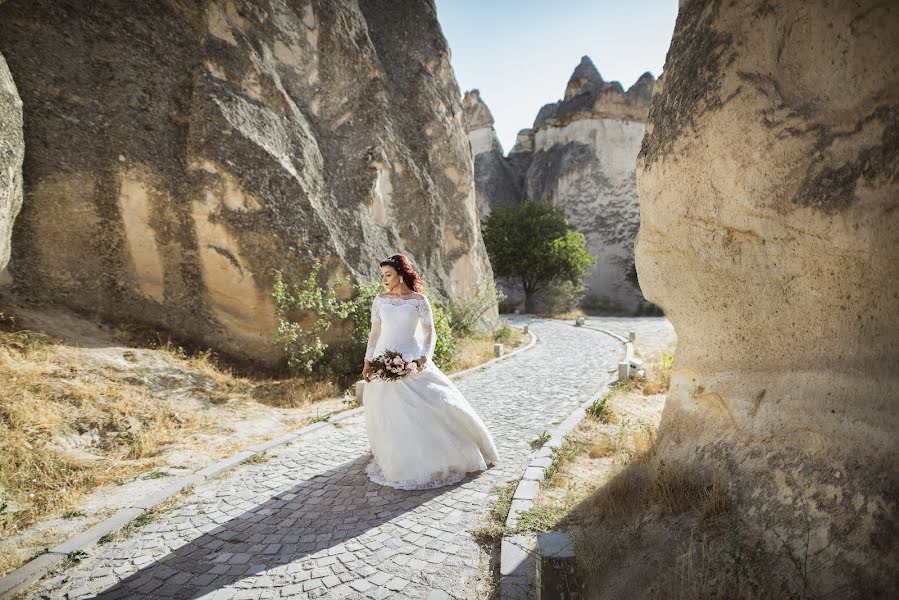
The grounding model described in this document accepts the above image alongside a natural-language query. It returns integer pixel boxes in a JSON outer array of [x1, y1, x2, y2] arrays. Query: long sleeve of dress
[[365, 296, 381, 361], [418, 295, 437, 361]]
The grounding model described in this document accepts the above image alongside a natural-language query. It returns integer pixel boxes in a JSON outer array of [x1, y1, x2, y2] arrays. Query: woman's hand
[[418, 356, 428, 368], [362, 363, 372, 382]]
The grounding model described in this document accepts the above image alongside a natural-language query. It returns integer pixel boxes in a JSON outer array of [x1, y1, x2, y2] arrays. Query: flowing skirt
[[363, 362, 500, 490]]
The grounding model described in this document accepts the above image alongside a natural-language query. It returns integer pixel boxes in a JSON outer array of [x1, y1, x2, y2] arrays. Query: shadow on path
[[92, 453, 473, 599]]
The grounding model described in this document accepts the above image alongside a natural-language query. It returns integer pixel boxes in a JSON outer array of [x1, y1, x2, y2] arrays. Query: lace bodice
[[364, 294, 437, 362]]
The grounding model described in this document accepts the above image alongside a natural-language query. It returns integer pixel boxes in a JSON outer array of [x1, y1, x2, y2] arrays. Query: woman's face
[[380, 266, 400, 291]]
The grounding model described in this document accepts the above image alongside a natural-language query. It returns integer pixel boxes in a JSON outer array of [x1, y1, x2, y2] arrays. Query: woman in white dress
[[361, 254, 500, 490]]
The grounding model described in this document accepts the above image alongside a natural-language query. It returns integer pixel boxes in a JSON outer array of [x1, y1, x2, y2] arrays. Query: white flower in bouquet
[[392, 357, 403, 365]]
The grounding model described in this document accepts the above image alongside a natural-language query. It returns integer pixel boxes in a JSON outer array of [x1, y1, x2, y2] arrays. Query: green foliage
[[512, 505, 568, 533], [492, 323, 513, 343], [431, 303, 458, 370], [530, 430, 551, 449], [660, 351, 674, 372], [537, 279, 588, 313], [482, 202, 596, 311], [446, 279, 504, 337], [272, 262, 386, 379], [272, 261, 356, 375], [272, 263, 460, 380], [321, 280, 382, 379], [586, 396, 613, 421]]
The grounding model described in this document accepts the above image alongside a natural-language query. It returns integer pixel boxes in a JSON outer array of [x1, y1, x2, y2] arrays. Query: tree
[[482, 202, 597, 312]]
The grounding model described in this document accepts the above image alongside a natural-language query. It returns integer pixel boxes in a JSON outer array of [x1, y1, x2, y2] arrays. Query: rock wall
[[0, 0, 493, 365], [462, 90, 521, 218], [636, 0, 898, 592], [464, 57, 656, 313], [0, 49, 23, 276]]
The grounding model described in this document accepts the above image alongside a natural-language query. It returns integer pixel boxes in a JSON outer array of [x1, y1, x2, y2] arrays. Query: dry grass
[[535, 308, 587, 320], [579, 427, 729, 523], [472, 479, 518, 546], [448, 325, 527, 373], [0, 329, 221, 535], [250, 378, 343, 409], [0, 547, 23, 578]]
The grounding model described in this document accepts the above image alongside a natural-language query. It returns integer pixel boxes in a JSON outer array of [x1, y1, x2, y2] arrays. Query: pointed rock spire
[[626, 72, 656, 105], [565, 55, 604, 100], [462, 89, 495, 131]]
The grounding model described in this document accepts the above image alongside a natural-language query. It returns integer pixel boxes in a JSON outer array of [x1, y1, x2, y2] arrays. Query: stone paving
[[26, 317, 625, 600], [585, 316, 677, 358]]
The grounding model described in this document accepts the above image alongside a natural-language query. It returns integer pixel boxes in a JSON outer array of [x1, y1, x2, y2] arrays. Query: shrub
[[273, 265, 458, 380], [431, 303, 458, 370], [446, 280, 504, 337], [536, 279, 588, 314], [493, 323, 513, 344]]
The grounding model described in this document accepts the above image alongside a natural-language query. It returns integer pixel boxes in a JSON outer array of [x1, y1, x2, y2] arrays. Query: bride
[[361, 254, 500, 490]]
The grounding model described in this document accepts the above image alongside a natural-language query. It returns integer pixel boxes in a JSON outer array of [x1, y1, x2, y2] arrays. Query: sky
[[434, 0, 679, 152]]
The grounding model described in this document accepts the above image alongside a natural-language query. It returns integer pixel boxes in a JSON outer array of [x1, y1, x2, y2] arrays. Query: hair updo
[[379, 254, 423, 292]]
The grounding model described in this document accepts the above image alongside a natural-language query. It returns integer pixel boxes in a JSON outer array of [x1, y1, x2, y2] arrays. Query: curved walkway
[[26, 317, 622, 600]]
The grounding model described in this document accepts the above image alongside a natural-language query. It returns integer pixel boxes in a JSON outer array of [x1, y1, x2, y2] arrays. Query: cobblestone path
[[29, 317, 623, 600]]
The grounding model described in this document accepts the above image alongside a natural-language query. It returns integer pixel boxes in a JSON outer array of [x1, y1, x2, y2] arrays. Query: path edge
[[499, 323, 626, 599]]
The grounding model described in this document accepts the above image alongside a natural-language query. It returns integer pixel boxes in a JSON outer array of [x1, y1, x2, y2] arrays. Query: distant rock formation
[[0, 50, 23, 275], [0, 0, 494, 366], [636, 0, 897, 592], [463, 57, 656, 313], [462, 90, 521, 217]]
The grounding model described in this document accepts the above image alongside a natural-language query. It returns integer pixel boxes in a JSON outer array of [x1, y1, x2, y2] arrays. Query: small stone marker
[[536, 531, 578, 599], [629, 330, 636, 343], [355, 380, 365, 404], [522, 324, 529, 335], [574, 316, 585, 326], [494, 343, 504, 357]]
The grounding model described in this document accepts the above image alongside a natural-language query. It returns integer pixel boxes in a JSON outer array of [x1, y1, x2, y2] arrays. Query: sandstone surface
[[0, 0, 493, 365], [635, 0, 898, 591], [0, 49, 23, 275]]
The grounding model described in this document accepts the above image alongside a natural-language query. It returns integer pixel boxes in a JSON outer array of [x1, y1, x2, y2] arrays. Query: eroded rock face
[[636, 0, 898, 591], [464, 57, 656, 312], [0, 50, 23, 276], [0, 0, 493, 365], [462, 90, 521, 217]]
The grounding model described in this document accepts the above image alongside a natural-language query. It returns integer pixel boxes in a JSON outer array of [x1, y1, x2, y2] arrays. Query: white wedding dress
[[362, 293, 500, 490]]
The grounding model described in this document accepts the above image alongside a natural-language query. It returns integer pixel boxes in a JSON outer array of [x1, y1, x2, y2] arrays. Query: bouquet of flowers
[[369, 349, 422, 381]]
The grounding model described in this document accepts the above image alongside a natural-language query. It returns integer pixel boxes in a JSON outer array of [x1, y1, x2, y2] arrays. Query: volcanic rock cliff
[[636, 0, 898, 592], [0, 49, 22, 275], [464, 57, 655, 313], [0, 0, 493, 365]]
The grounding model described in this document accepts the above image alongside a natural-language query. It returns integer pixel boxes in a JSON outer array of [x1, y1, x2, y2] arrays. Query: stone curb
[[499, 324, 627, 599], [0, 322, 538, 600]]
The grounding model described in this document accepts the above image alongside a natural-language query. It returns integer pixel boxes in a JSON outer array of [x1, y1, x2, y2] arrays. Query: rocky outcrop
[[0, 50, 23, 276], [0, 0, 493, 365], [464, 56, 656, 313], [635, 0, 898, 592], [462, 90, 521, 217]]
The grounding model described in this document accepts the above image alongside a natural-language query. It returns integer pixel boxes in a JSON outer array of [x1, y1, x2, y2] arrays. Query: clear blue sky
[[434, 0, 679, 152]]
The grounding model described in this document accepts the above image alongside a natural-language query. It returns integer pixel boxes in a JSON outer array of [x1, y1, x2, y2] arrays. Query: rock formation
[[0, 50, 23, 276], [462, 90, 521, 218], [635, 0, 898, 592], [0, 0, 493, 365], [463, 57, 656, 313]]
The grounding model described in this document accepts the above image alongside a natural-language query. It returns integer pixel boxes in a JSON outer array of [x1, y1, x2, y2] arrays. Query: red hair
[[379, 254, 423, 292]]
